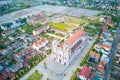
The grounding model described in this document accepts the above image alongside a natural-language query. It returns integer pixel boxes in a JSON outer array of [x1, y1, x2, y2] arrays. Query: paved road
[[103, 23, 120, 80]]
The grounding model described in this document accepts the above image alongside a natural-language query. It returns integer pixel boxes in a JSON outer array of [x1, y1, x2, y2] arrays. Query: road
[[20, 36, 97, 80], [103, 22, 120, 80]]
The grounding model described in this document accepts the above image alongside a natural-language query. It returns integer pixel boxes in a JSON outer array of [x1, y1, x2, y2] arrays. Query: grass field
[[49, 22, 69, 31], [48, 16, 87, 31], [28, 70, 43, 80]]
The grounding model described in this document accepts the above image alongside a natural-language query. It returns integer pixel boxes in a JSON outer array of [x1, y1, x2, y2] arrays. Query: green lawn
[[21, 23, 42, 34], [28, 70, 43, 80], [49, 22, 69, 31]]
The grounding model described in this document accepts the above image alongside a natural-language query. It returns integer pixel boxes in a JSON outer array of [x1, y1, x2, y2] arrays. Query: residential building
[[1, 29, 15, 37], [52, 30, 88, 66], [31, 13, 43, 20], [77, 66, 91, 80], [9, 60, 23, 72], [88, 51, 100, 63], [1, 19, 25, 30], [33, 25, 50, 35], [97, 60, 106, 74], [32, 38, 48, 50], [101, 54, 109, 63], [0, 70, 14, 80], [117, 38, 120, 53], [102, 45, 111, 52]]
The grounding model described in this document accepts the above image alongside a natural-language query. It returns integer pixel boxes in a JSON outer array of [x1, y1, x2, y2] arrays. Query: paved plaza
[[46, 60, 66, 74], [20, 36, 97, 80]]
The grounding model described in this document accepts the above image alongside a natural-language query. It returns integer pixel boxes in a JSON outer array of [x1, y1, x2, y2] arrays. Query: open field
[[0, 5, 100, 24], [49, 22, 69, 31], [48, 15, 87, 31]]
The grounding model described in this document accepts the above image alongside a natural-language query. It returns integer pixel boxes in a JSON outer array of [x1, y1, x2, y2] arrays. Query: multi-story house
[[88, 51, 100, 63], [33, 25, 50, 36], [32, 38, 48, 51]]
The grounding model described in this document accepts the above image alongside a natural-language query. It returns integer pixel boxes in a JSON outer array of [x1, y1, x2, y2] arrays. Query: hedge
[[80, 36, 99, 66], [70, 68, 81, 80]]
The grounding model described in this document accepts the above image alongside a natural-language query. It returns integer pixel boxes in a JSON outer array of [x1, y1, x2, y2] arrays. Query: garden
[[28, 70, 43, 80]]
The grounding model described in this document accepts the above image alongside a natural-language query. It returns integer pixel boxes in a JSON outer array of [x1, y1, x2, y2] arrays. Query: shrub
[[70, 68, 81, 80]]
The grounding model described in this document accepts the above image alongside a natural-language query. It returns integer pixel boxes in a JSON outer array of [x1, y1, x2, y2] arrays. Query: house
[[117, 38, 120, 53], [8, 36, 16, 41], [89, 73, 94, 80], [31, 13, 43, 20], [100, 17, 105, 23], [102, 45, 111, 52], [101, 54, 109, 63], [100, 34, 104, 40], [100, 49, 109, 55], [0, 66, 3, 71], [97, 64, 105, 74], [1, 22, 13, 30], [102, 24, 108, 33], [9, 60, 23, 72], [25, 54, 32, 59], [52, 30, 88, 66], [0, 70, 14, 80], [88, 51, 100, 63], [103, 41, 112, 46], [97, 60, 106, 74], [33, 25, 50, 35], [23, 62, 30, 68], [103, 32, 111, 37], [1, 19, 26, 30], [1, 29, 15, 37], [77, 66, 91, 80], [32, 38, 48, 50]]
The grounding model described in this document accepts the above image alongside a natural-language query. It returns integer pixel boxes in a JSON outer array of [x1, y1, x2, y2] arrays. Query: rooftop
[[102, 45, 111, 51], [97, 64, 105, 73], [77, 66, 91, 78], [67, 30, 85, 44], [33, 38, 47, 47], [102, 24, 107, 32], [90, 51, 100, 57]]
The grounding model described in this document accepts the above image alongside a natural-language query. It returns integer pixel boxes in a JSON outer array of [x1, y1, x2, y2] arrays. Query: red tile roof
[[17, 50, 25, 57], [90, 51, 100, 57], [89, 73, 94, 80], [77, 66, 91, 78], [25, 55, 31, 59], [102, 45, 111, 51], [97, 65, 105, 73], [23, 62, 29, 67], [0, 70, 9, 80], [102, 24, 107, 32], [67, 30, 85, 44], [106, 17, 111, 24], [33, 38, 47, 47]]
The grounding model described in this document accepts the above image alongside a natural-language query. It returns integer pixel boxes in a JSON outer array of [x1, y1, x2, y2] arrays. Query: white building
[[32, 38, 48, 50], [1, 19, 25, 30], [52, 30, 88, 66], [33, 25, 50, 36]]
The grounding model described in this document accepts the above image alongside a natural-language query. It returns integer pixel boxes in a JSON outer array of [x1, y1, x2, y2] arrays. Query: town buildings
[[52, 30, 88, 66], [32, 38, 48, 51], [0, 18, 26, 30], [77, 66, 91, 80], [88, 51, 100, 63], [33, 25, 50, 36], [117, 37, 120, 53]]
